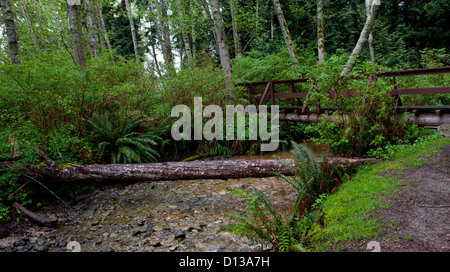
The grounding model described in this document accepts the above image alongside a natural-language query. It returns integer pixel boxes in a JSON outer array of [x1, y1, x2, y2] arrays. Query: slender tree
[[341, 0, 380, 76], [85, 0, 99, 58], [229, 0, 242, 57], [174, 0, 193, 66], [148, 0, 174, 71], [317, 0, 325, 64], [0, 0, 21, 64], [67, 0, 87, 68], [124, 0, 139, 61], [271, 0, 298, 64], [365, 0, 376, 63], [21, 0, 41, 55], [208, 0, 234, 95], [95, 0, 112, 52], [159, 0, 174, 69]]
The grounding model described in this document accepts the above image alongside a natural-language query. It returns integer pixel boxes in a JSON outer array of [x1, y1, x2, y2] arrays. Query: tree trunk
[[208, 0, 234, 97], [341, 0, 380, 76], [67, 1, 87, 68], [317, 0, 325, 64], [365, 0, 376, 63], [21, 0, 41, 55], [3, 157, 378, 183], [30, 0, 48, 54], [95, 1, 112, 52], [174, 0, 193, 66], [159, 0, 175, 71], [148, 0, 174, 72], [85, 0, 99, 58], [0, 0, 21, 64], [124, 0, 139, 61], [229, 0, 242, 57], [271, 0, 298, 64]]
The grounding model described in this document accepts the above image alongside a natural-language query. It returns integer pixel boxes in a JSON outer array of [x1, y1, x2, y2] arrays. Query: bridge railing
[[238, 66, 450, 114]]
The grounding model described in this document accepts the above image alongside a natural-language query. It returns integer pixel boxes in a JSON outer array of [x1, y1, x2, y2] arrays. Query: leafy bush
[[303, 55, 412, 157]]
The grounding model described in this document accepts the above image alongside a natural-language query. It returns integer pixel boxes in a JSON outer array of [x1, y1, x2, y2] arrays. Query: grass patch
[[310, 133, 449, 251]]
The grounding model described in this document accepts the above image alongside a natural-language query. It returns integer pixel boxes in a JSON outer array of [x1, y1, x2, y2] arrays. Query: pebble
[[1, 177, 293, 252], [174, 230, 186, 241]]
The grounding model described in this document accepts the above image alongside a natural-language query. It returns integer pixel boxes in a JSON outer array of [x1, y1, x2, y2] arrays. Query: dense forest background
[[0, 0, 449, 220]]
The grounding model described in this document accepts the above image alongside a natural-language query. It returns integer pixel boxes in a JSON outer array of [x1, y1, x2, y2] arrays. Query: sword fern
[[88, 111, 160, 164]]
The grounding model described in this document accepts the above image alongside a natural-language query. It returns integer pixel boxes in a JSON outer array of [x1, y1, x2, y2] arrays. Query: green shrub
[[88, 111, 160, 164]]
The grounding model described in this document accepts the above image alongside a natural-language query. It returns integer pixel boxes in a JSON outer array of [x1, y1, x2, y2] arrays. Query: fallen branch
[[14, 202, 57, 227]]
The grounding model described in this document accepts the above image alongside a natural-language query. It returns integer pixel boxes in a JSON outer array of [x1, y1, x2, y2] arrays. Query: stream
[[1, 142, 329, 252]]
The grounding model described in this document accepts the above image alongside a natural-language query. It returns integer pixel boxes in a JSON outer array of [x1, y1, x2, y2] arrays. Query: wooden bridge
[[239, 66, 450, 128]]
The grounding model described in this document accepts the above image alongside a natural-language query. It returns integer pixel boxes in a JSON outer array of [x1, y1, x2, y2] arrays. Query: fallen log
[[4, 157, 378, 183], [14, 202, 57, 227]]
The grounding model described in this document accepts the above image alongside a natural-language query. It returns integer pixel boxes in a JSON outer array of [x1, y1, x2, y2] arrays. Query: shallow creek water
[[1, 142, 329, 252]]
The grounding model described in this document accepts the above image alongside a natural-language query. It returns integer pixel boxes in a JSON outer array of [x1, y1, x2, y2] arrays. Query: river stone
[[14, 238, 27, 247], [35, 245, 49, 252], [174, 230, 186, 240]]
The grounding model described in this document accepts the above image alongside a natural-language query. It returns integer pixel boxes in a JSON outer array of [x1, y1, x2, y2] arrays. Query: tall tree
[[271, 0, 298, 64], [85, 0, 100, 58], [21, 0, 41, 55], [207, 0, 234, 95], [30, 0, 48, 54], [341, 0, 380, 76], [365, 0, 376, 63], [148, 0, 174, 71], [174, 0, 193, 66], [159, 0, 174, 69], [124, 0, 139, 61], [95, 0, 112, 52], [0, 0, 21, 64], [67, 0, 87, 68], [317, 0, 325, 64], [229, 0, 242, 57]]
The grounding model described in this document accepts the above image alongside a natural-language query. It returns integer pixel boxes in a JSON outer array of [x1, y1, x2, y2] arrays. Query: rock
[[102, 247, 114, 252], [14, 238, 27, 247], [35, 245, 49, 252], [174, 230, 186, 240], [438, 124, 450, 138], [37, 239, 45, 245]]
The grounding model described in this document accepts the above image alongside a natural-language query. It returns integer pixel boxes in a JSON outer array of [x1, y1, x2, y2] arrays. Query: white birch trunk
[[365, 0, 376, 63], [341, 0, 380, 76]]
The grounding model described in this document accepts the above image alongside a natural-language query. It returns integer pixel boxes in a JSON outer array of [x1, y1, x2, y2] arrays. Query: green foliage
[[88, 111, 160, 164], [303, 55, 413, 157], [221, 142, 328, 251]]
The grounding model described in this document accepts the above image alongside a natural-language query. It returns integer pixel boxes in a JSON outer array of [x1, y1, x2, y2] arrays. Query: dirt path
[[341, 144, 450, 252]]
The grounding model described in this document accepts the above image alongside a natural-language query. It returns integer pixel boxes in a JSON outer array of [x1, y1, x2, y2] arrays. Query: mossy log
[[2, 157, 378, 183]]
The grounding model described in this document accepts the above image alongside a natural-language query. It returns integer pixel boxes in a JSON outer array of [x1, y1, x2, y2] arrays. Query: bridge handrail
[[238, 66, 450, 110]]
